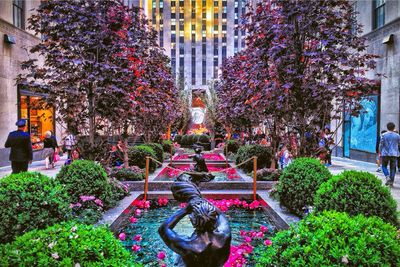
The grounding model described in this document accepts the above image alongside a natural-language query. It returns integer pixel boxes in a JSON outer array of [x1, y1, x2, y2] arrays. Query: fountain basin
[[109, 193, 291, 267]]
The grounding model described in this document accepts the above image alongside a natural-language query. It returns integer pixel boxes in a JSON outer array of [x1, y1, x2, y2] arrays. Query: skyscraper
[[129, 0, 250, 89]]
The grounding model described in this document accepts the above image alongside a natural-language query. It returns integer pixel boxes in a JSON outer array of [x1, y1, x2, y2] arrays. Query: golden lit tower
[[126, 0, 252, 89]]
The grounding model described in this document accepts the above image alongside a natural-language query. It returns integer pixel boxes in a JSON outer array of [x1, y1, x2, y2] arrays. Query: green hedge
[[110, 166, 145, 181], [174, 134, 182, 144], [276, 157, 331, 216], [315, 170, 398, 226], [256, 168, 282, 181], [143, 143, 163, 163], [0, 221, 139, 266], [254, 211, 400, 266], [128, 145, 157, 172], [0, 172, 70, 244], [226, 139, 241, 154], [56, 160, 117, 209], [161, 140, 174, 153], [235, 144, 273, 172], [176, 134, 211, 148]]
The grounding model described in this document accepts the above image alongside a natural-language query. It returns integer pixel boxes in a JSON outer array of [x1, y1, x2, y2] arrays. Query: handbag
[[54, 153, 60, 162]]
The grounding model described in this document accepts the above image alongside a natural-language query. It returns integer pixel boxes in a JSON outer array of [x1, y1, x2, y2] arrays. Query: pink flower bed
[[157, 164, 241, 180], [119, 198, 271, 267], [173, 153, 225, 161]]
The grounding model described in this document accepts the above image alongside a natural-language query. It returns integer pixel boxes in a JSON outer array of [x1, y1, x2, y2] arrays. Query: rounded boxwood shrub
[[0, 221, 138, 266], [276, 157, 331, 216], [174, 134, 182, 144], [315, 170, 398, 226], [235, 144, 273, 172], [0, 172, 70, 244], [56, 160, 116, 209], [162, 140, 173, 153], [128, 145, 157, 172], [226, 139, 241, 154], [180, 135, 190, 146], [254, 211, 400, 266], [110, 166, 145, 181], [198, 134, 210, 143], [143, 143, 164, 163]]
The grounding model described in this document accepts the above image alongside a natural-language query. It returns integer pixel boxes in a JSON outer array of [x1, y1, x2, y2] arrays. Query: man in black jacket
[[4, 120, 33, 174]]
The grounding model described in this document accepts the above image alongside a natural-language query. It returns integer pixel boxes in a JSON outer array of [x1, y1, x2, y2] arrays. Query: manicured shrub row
[[110, 166, 145, 181], [225, 139, 241, 154], [315, 170, 398, 226], [143, 143, 164, 163], [161, 140, 175, 154], [276, 157, 331, 216], [255, 211, 400, 266], [0, 221, 138, 266], [174, 134, 211, 149], [128, 145, 157, 172], [256, 168, 281, 181], [236, 144, 273, 172], [0, 172, 70, 244]]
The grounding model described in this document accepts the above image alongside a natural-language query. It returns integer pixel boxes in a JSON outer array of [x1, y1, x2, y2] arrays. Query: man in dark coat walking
[[4, 119, 33, 174]]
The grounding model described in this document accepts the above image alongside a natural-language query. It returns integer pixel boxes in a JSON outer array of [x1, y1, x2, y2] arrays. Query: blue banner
[[350, 96, 378, 153]]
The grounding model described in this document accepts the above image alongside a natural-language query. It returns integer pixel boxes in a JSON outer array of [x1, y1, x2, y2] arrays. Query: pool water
[[119, 201, 275, 266], [155, 164, 243, 181]]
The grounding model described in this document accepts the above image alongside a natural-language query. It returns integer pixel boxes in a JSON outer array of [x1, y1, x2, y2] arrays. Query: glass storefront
[[18, 91, 55, 151]]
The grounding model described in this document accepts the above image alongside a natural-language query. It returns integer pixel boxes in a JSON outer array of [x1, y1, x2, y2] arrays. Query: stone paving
[[0, 155, 67, 178]]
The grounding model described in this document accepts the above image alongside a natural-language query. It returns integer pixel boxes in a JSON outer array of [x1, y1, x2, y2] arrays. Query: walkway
[[0, 155, 67, 178]]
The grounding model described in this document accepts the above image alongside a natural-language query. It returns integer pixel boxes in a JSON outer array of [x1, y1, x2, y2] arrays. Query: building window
[[373, 0, 385, 29], [13, 0, 24, 29], [18, 88, 55, 151]]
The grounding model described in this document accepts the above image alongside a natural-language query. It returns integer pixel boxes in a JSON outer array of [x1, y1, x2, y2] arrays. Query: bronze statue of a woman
[[159, 180, 231, 267]]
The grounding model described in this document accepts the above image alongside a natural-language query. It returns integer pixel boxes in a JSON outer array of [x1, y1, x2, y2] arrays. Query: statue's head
[[189, 200, 218, 232]]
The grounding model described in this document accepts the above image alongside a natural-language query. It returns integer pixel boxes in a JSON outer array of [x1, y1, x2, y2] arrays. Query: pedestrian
[[375, 130, 387, 172], [277, 143, 292, 169], [379, 122, 400, 187], [63, 131, 76, 159], [64, 148, 82, 166], [42, 131, 57, 169], [4, 119, 33, 174]]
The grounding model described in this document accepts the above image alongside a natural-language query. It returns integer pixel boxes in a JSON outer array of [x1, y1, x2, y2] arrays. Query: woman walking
[[42, 131, 57, 169]]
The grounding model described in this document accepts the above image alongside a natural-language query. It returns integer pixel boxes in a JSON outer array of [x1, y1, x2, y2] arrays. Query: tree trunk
[[210, 131, 215, 150], [88, 84, 95, 146], [123, 123, 129, 168]]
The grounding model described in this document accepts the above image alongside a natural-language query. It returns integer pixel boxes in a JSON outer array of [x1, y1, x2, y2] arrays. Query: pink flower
[[256, 232, 264, 238], [79, 195, 96, 202], [244, 236, 252, 243], [179, 203, 187, 208], [118, 232, 126, 241], [264, 239, 272, 246], [135, 209, 142, 216], [157, 251, 166, 260], [133, 234, 142, 242], [129, 217, 138, 224], [94, 199, 103, 207], [132, 245, 141, 252], [260, 225, 268, 233]]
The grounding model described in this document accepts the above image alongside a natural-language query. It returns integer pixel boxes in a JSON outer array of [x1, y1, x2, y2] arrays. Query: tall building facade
[[333, 0, 400, 162], [0, 0, 64, 166], [135, 0, 250, 89]]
